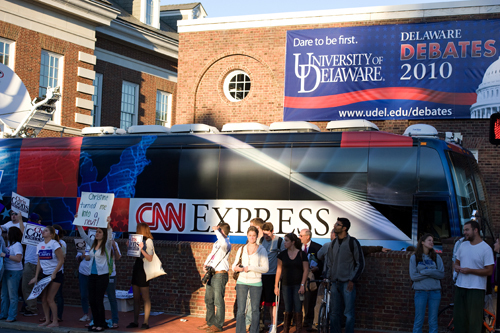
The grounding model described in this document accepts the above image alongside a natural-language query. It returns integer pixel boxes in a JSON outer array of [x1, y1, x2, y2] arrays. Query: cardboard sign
[[11, 192, 30, 218], [73, 192, 114, 228], [127, 234, 143, 257], [27, 276, 52, 300], [21, 222, 44, 246], [74, 238, 87, 254]]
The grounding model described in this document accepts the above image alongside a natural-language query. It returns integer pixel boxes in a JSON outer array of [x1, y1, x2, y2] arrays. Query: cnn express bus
[[0, 123, 491, 248]]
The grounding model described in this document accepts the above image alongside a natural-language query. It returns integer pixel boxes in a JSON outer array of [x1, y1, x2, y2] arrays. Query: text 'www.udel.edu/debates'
[[338, 106, 453, 118]]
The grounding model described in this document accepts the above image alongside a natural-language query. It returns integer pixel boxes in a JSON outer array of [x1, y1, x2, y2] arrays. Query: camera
[[202, 266, 215, 284]]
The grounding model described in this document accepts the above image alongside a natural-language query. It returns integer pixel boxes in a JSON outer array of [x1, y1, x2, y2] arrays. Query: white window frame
[[39, 50, 64, 124], [0, 37, 14, 69], [92, 73, 103, 127], [223, 70, 251, 102], [120, 81, 139, 129], [156, 90, 172, 127], [141, 0, 159, 28]]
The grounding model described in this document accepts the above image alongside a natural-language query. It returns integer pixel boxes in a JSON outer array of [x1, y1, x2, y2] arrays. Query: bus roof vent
[[221, 122, 269, 133], [326, 119, 379, 132], [127, 125, 170, 134], [269, 121, 320, 133], [82, 126, 124, 136], [170, 123, 219, 134], [403, 124, 439, 138]]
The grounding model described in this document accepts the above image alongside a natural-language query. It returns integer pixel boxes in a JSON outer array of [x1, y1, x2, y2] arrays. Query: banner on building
[[284, 19, 500, 121]]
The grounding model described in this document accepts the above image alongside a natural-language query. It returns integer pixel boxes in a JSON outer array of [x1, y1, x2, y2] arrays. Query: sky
[[161, 0, 459, 18]]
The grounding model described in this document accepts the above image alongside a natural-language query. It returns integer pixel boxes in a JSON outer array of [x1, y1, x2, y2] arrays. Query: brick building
[[0, 0, 204, 136]]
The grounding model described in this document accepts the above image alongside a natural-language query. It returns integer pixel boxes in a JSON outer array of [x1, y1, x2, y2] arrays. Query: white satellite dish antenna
[[0, 63, 32, 135]]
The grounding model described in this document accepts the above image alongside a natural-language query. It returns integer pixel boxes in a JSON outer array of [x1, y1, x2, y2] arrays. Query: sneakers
[[23, 310, 38, 317], [80, 314, 90, 322], [268, 324, 277, 333]]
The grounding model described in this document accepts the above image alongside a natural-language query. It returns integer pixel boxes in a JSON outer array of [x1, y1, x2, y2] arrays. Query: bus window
[[218, 146, 291, 200], [290, 147, 367, 201], [419, 147, 448, 192], [368, 147, 417, 206], [178, 147, 219, 199], [418, 200, 451, 240]]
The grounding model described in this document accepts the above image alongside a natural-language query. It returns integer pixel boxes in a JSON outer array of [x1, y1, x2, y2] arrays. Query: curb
[[0, 321, 128, 333]]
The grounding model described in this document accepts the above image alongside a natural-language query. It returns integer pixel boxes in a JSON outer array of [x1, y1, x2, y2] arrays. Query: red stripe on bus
[[341, 132, 414, 148]]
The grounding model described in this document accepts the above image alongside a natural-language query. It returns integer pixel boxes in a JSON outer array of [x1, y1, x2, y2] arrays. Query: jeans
[[413, 290, 441, 333], [88, 274, 109, 328], [282, 285, 302, 313], [79, 273, 89, 315], [107, 276, 119, 324], [245, 291, 252, 327], [330, 281, 356, 333], [236, 283, 262, 333], [0, 270, 23, 320], [205, 272, 228, 330]]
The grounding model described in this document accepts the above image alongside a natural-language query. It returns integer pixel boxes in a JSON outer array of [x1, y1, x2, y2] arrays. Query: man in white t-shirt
[[20, 213, 41, 316], [1, 211, 22, 233], [454, 220, 494, 333]]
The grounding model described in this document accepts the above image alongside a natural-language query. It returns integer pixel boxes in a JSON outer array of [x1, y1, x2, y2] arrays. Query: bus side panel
[[0, 139, 22, 197], [17, 137, 82, 197]]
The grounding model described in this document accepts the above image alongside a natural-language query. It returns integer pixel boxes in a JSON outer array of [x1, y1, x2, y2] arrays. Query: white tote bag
[[143, 246, 166, 281]]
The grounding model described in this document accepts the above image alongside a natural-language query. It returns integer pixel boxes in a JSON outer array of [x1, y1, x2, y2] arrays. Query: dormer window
[[145, 0, 153, 25], [141, 0, 159, 28]]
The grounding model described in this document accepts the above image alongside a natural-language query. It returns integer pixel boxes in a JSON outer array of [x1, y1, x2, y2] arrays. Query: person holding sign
[[0, 227, 23, 322], [126, 223, 154, 330], [29, 226, 64, 328], [77, 217, 113, 333]]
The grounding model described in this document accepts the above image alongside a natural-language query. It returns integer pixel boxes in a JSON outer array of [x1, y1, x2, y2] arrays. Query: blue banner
[[284, 20, 500, 121]]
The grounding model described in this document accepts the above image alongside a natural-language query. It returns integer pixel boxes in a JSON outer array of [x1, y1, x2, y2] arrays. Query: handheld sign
[[128, 234, 143, 257], [74, 238, 87, 254], [27, 276, 52, 300], [22, 223, 44, 246], [11, 192, 30, 218], [73, 192, 114, 228]]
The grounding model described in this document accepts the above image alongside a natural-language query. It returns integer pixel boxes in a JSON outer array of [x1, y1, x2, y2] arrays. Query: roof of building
[[91, 0, 113, 5], [160, 2, 202, 11]]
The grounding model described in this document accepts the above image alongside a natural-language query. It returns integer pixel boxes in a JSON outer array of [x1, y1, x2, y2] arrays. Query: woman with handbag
[[126, 223, 155, 330], [77, 217, 113, 332], [274, 233, 309, 333], [232, 226, 269, 333]]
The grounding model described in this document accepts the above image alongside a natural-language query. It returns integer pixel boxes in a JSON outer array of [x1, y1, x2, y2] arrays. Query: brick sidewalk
[[0, 302, 409, 333]]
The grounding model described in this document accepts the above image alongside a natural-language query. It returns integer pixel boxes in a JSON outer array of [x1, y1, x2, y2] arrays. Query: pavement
[[0, 302, 408, 333]]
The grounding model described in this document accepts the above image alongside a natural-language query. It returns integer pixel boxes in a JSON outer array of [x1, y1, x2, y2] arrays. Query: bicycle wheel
[[318, 303, 329, 333], [438, 304, 454, 332]]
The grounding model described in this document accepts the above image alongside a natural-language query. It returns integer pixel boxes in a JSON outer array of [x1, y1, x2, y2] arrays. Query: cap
[[29, 213, 40, 221]]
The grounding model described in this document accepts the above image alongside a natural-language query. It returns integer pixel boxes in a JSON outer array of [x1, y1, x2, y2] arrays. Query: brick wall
[[60, 236, 457, 331]]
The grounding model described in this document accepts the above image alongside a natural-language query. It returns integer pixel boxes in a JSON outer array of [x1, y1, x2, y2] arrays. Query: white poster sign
[[27, 276, 52, 300], [74, 238, 87, 254], [21, 222, 44, 246], [127, 234, 143, 257], [73, 192, 114, 228], [11, 192, 30, 218]]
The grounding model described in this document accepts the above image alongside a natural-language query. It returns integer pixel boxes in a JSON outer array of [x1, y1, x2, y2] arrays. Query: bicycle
[[308, 279, 332, 333], [438, 303, 496, 333]]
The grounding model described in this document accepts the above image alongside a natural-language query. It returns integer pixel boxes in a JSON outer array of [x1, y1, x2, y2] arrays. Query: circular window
[[223, 70, 251, 102]]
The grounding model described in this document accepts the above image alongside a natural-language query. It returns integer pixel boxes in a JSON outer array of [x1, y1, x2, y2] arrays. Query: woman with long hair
[[126, 223, 154, 330], [77, 217, 113, 332], [409, 233, 444, 333], [29, 226, 64, 328], [274, 233, 309, 333], [0, 227, 24, 322], [232, 226, 269, 333]]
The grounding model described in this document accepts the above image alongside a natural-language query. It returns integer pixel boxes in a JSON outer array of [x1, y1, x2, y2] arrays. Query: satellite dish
[[0, 63, 32, 134]]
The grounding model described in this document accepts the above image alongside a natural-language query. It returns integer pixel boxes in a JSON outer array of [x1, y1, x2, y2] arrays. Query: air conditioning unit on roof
[[127, 125, 170, 134], [269, 121, 320, 132], [326, 119, 379, 132], [221, 122, 269, 133], [170, 123, 219, 134]]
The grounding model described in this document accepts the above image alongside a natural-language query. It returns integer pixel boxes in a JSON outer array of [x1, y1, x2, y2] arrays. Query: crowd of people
[[0, 210, 156, 331], [0, 211, 497, 333]]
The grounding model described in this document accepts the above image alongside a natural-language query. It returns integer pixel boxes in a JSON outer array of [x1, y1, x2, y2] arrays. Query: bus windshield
[[448, 151, 492, 237]]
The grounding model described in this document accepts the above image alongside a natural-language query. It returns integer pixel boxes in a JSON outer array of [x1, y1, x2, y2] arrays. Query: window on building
[[145, 0, 154, 25], [156, 90, 171, 127], [223, 70, 251, 102], [120, 81, 139, 129], [39, 50, 63, 123], [0, 38, 13, 67], [92, 73, 103, 127]]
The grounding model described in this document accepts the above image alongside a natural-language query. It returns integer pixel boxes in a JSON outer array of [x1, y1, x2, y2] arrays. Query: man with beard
[[453, 220, 494, 333]]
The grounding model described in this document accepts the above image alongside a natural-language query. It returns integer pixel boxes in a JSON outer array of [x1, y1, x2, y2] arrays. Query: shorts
[[261, 274, 277, 306], [41, 270, 64, 284], [131, 257, 149, 287]]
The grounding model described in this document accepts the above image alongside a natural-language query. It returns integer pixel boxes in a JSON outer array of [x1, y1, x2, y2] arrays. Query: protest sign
[[74, 238, 86, 254], [73, 192, 114, 228], [11, 192, 30, 218], [128, 234, 143, 257], [21, 222, 44, 246], [27, 276, 52, 300]]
